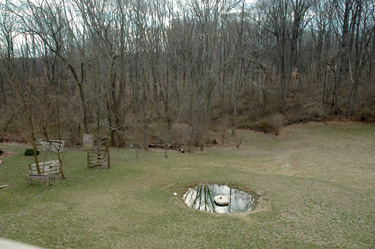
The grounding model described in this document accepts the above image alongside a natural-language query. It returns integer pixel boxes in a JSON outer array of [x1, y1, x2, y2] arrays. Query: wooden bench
[[26, 160, 61, 187]]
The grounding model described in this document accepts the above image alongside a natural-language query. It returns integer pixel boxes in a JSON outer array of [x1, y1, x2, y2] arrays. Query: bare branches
[[0, 0, 374, 150]]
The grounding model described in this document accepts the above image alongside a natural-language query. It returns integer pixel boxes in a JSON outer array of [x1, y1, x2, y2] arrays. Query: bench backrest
[[29, 160, 60, 176], [38, 140, 65, 152]]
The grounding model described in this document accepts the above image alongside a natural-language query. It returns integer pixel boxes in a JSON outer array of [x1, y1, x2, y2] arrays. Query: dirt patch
[[0, 151, 17, 159]]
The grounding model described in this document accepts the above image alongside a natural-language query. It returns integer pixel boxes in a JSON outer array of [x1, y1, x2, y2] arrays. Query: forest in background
[[0, 0, 374, 149]]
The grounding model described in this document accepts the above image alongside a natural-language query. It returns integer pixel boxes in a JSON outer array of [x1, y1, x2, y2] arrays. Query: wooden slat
[[29, 170, 60, 175]]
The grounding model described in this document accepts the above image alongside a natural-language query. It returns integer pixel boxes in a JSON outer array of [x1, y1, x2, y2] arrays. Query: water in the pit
[[182, 183, 255, 213]]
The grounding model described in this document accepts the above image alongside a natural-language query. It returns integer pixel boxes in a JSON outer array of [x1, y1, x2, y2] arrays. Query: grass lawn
[[1, 122, 375, 248]]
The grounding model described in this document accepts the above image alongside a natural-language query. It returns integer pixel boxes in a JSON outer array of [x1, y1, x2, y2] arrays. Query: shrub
[[24, 148, 39, 156], [249, 113, 285, 134], [359, 106, 375, 122]]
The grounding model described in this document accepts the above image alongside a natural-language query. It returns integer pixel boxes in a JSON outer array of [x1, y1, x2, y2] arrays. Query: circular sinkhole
[[182, 183, 255, 213]]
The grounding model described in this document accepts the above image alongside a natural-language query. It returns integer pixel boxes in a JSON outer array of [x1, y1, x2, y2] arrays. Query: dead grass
[[1, 122, 375, 248]]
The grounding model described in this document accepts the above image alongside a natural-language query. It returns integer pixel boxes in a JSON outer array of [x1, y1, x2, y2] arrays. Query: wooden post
[[83, 134, 94, 150], [87, 152, 90, 168], [0, 185, 8, 189], [107, 152, 110, 169]]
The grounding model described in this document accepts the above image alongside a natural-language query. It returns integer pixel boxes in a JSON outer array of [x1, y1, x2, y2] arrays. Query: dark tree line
[[0, 0, 374, 148]]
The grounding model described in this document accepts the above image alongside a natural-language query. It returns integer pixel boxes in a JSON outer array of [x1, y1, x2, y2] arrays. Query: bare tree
[[2, 0, 375, 152]]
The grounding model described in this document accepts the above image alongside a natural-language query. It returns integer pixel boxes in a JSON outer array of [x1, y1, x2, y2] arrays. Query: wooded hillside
[[1, 0, 374, 147]]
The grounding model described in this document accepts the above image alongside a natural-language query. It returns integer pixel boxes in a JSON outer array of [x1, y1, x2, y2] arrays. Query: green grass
[[1, 122, 375, 248]]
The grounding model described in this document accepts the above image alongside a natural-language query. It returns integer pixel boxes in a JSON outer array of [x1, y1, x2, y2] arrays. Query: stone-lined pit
[[182, 183, 255, 213]]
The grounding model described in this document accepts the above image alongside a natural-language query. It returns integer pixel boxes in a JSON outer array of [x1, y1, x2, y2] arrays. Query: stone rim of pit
[[214, 195, 229, 206]]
